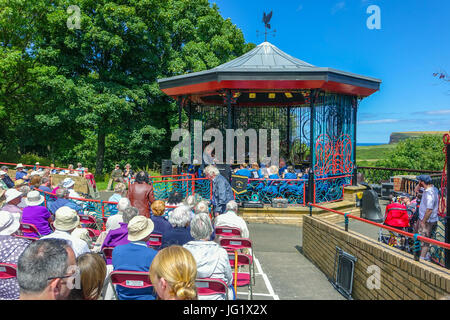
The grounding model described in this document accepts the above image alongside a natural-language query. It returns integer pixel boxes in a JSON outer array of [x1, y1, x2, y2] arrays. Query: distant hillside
[[389, 131, 446, 144]]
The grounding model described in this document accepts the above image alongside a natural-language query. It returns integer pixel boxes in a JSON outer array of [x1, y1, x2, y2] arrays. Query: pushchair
[[378, 202, 411, 252]]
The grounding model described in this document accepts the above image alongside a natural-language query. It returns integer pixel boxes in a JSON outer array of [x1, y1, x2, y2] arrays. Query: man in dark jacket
[[128, 171, 155, 218], [204, 165, 234, 216]]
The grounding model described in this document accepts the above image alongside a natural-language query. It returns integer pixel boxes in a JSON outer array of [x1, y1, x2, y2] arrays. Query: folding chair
[[79, 214, 100, 229], [219, 237, 255, 285], [13, 234, 40, 242], [147, 233, 162, 249], [109, 270, 153, 300], [19, 222, 41, 237], [215, 226, 241, 238], [102, 247, 114, 261], [195, 278, 229, 300], [0, 263, 17, 279], [85, 227, 101, 239], [227, 251, 253, 300]]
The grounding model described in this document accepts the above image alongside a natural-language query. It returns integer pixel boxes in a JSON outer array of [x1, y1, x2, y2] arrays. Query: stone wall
[[302, 215, 450, 300]]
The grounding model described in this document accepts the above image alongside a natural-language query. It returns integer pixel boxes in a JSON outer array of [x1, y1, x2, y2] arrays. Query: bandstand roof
[[157, 42, 381, 103]]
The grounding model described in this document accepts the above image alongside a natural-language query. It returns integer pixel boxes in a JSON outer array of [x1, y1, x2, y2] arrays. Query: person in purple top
[[20, 190, 53, 238], [101, 206, 139, 264]]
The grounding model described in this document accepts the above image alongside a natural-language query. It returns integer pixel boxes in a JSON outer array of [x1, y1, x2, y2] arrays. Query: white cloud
[[358, 119, 399, 125], [423, 109, 450, 115]]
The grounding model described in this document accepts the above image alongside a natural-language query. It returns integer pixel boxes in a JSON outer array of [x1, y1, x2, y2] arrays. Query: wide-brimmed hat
[[5, 189, 22, 203], [0, 211, 20, 236], [15, 163, 24, 169], [25, 190, 45, 206], [54, 207, 80, 231], [127, 216, 154, 242], [62, 178, 75, 188], [0, 170, 6, 176]]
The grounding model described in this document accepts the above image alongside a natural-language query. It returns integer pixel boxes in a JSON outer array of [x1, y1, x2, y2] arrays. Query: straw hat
[[15, 163, 24, 169], [5, 188, 22, 203], [25, 190, 45, 206], [0, 211, 20, 236], [127, 216, 154, 242], [53, 207, 80, 231]]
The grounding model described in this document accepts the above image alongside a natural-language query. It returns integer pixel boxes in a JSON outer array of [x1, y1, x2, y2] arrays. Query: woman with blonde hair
[[149, 245, 197, 300]]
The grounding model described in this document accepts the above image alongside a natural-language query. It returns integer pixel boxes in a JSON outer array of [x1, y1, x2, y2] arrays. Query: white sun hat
[[0, 211, 20, 236], [5, 189, 23, 203], [127, 216, 154, 242], [53, 207, 80, 231], [24, 190, 45, 207]]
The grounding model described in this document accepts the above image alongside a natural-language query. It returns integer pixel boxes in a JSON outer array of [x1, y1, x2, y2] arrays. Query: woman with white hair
[[107, 182, 127, 215], [160, 205, 194, 249], [204, 165, 234, 216], [183, 212, 233, 300], [214, 200, 249, 238]]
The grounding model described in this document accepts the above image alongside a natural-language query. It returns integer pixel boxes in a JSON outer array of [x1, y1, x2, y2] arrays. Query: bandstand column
[[177, 95, 183, 174], [352, 97, 358, 186], [287, 106, 291, 156], [308, 89, 317, 205]]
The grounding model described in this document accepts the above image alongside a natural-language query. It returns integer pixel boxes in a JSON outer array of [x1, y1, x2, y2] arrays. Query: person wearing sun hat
[[40, 206, 90, 257], [15, 163, 30, 182], [20, 190, 53, 238], [0, 210, 31, 300], [2, 188, 23, 222], [112, 215, 158, 300]]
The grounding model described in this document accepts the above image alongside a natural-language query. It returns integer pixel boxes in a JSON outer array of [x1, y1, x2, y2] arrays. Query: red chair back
[[219, 237, 252, 251], [110, 270, 153, 289], [147, 233, 162, 248], [13, 235, 39, 242], [19, 222, 41, 237], [227, 251, 252, 268], [215, 226, 241, 237], [0, 263, 17, 279], [85, 227, 101, 238], [79, 214, 97, 225], [195, 278, 228, 299], [102, 247, 114, 260]]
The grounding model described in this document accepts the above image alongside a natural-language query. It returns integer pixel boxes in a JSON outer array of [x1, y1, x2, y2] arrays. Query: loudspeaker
[[381, 182, 394, 200], [360, 189, 384, 223], [216, 164, 231, 182], [161, 159, 172, 176]]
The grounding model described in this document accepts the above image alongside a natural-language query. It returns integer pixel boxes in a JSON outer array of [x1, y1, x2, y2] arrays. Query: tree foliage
[[0, 0, 254, 174]]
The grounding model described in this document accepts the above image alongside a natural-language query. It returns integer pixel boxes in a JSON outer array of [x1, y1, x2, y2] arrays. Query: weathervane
[[256, 11, 276, 41]]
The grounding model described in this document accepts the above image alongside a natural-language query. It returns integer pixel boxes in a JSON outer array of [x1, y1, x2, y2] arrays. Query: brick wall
[[302, 215, 450, 300]]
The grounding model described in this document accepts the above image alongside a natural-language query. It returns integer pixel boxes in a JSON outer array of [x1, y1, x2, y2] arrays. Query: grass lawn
[[356, 143, 397, 166]]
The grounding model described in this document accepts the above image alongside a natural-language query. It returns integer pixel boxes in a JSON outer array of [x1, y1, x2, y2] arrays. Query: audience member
[[150, 200, 172, 236], [204, 165, 234, 216], [0, 170, 8, 190], [149, 245, 198, 300], [165, 191, 184, 216], [47, 188, 82, 215], [194, 200, 210, 215], [283, 166, 297, 179], [250, 163, 262, 179], [2, 188, 23, 221], [67, 164, 79, 177], [17, 185, 31, 209], [0, 168, 14, 189], [17, 238, 76, 300], [105, 197, 130, 232], [128, 171, 155, 218], [68, 252, 107, 300], [235, 163, 252, 178], [38, 177, 52, 193], [20, 190, 53, 238], [0, 211, 31, 300], [278, 157, 287, 176], [108, 182, 127, 215], [75, 163, 85, 177], [15, 164, 30, 181], [184, 212, 233, 300], [101, 206, 139, 264], [29, 175, 42, 190], [112, 216, 158, 300], [214, 200, 249, 238], [161, 205, 194, 249], [122, 163, 134, 183], [71, 227, 93, 249], [40, 207, 90, 257]]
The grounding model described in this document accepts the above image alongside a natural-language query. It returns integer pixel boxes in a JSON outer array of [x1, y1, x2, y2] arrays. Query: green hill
[[389, 131, 446, 144]]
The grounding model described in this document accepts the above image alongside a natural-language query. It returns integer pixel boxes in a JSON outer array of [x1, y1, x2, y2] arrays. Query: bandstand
[[157, 42, 381, 205]]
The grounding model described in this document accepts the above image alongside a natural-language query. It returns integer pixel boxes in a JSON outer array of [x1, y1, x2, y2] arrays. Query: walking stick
[[234, 250, 238, 295]]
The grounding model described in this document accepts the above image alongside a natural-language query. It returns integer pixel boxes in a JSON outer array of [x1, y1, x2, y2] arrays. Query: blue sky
[[210, 0, 450, 143]]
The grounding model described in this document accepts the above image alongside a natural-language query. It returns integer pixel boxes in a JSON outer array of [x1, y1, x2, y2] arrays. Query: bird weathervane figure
[[257, 11, 276, 41]]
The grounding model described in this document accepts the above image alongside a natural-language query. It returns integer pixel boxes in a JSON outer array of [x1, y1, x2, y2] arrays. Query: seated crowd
[[0, 163, 251, 300]]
